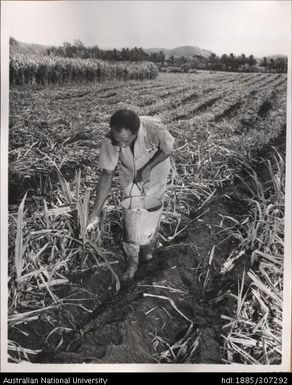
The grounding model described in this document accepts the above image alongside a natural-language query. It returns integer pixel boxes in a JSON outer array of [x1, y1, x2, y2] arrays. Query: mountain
[[145, 46, 214, 58]]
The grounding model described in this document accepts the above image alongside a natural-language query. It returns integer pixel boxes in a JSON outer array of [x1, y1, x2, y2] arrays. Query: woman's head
[[109, 109, 140, 147]]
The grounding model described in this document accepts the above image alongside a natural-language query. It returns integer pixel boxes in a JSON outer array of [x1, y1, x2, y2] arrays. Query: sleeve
[[156, 129, 175, 154], [143, 116, 175, 154], [98, 137, 119, 171]]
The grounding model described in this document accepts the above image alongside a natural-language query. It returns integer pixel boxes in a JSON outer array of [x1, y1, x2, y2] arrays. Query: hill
[[9, 37, 48, 55], [145, 45, 214, 58]]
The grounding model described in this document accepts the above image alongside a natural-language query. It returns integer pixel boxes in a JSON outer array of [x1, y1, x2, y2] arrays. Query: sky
[[2, 1, 291, 57]]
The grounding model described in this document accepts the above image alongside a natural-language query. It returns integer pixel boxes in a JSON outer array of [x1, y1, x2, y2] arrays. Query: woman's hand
[[86, 215, 100, 233], [136, 166, 151, 183]]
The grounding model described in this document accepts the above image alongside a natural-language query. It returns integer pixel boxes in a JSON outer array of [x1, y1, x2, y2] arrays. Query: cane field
[[8, 65, 287, 364]]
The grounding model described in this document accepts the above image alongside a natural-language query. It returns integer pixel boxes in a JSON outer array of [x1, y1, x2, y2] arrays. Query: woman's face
[[111, 128, 137, 148]]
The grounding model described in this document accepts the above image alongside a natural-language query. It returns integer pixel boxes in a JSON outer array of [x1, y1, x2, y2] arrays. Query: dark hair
[[109, 109, 140, 134]]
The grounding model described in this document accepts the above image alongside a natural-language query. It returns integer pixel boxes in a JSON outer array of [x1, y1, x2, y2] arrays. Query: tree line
[[46, 40, 165, 64], [187, 52, 287, 73]]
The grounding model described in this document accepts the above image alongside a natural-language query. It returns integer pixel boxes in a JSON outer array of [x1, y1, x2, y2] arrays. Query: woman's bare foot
[[121, 263, 138, 280]]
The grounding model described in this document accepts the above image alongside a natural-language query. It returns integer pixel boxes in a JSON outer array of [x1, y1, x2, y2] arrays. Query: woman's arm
[[87, 169, 113, 230], [135, 149, 171, 183]]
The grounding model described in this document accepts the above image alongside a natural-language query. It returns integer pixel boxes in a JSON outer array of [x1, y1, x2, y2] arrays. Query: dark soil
[[214, 101, 242, 122], [258, 100, 272, 118], [173, 96, 222, 121]]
